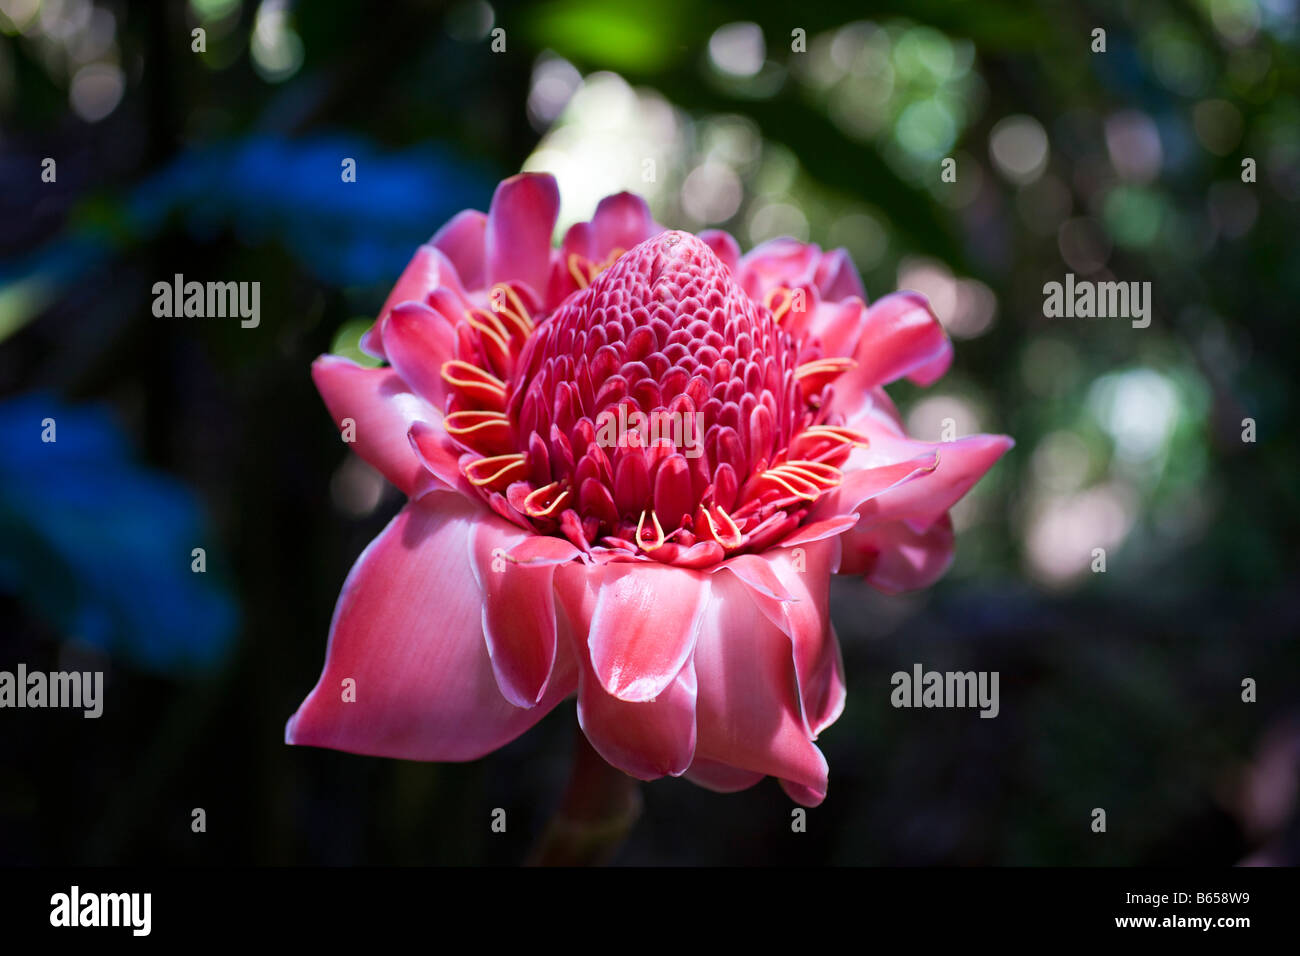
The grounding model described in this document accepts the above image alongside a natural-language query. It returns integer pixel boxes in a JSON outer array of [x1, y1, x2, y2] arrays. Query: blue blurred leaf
[[125, 134, 494, 285], [2, 134, 495, 294], [0, 393, 239, 675]]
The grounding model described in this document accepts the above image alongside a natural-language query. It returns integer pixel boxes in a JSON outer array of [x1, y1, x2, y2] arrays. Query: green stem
[[526, 726, 642, 866]]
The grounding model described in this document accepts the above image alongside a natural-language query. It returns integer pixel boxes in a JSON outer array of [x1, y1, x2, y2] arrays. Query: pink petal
[[684, 758, 765, 794], [829, 383, 909, 440], [810, 453, 941, 521], [589, 192, 660, 258], [814, 248, 866, 302], [829, 292, 953, 413], [432, 209, 488, 291], [586, 562, 711, 702], [509, 533, 584, 564], [382, 301, 458, 406], [839, 513, 956, 594], [361, 244, 469, 358], [468, 518, 577, 707], [726, 539, 846, 739], [807, 298, 868, 360], [285, 496, 576, 761], [717, 553, 796, 602], [841, 432, 1013, 526], [776, 513, 860, 549], [859, 384, 907, 434], [407, 421, 470, 498], [737, 237, 820, 300], [578, 656, 699, 781], [546, 222, 593, 306], [485, 172, 560, 295], [312, 355, 441, 498], [556, 563, 699, 779], [780, 778, 829, 806], [698, 229, 740, 275], [692, 570, 830, 805], [560, 220, 594, 260], [908, 347, 953, 386]]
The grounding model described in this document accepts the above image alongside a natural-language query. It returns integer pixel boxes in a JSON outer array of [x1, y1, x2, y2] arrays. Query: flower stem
[[526, 726, 642, 866]]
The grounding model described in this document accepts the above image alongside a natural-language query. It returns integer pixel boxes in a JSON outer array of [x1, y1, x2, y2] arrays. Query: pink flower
[[286, 173, 1011, 806]]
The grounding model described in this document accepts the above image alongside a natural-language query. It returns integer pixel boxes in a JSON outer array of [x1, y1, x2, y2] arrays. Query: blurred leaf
[[0, 394, 239, 674], [523, 0, 692, 73], [0, 277, 52, 346], [330, 317, 383, 368]]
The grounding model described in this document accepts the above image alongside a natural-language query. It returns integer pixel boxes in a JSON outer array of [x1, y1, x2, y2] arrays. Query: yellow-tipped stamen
[[443, 410, 511, 437], [489, 283, 535, 336], [523, 481, 571, 519], [755, 467, 822, 501], [702, 504, 744, 550], [795, 356, 857, 381], [764, 287, 793, 325], [789, 426, 869, 463], [777, 459, 841, 480], [635, 509, 666, 551], [567, 248, 625, 292], [464, 453, 529, 488], [440, 360, 507, 399], [797, 425, 869, 448], [464, 308, 511, 356], [567, 254, 592, 291], [597, 247, 625, 272], [772, 460, 843, 491]]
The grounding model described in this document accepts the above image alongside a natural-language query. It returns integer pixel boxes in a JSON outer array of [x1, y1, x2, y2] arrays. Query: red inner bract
[[440, 230, 863, 566]]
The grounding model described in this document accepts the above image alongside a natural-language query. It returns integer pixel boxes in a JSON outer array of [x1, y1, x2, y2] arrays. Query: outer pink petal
[[840, 432, 1013, 527], [485, 172, 560, 295], [586, 563, 711, 702], [908, 347, 954, 386], [737, 237, 820, 300], [312, 355, 442, 498], [813, 247, 866, 302], [560, 220, 594, 261], [832, 384, 908, 440], [776, 513, 860, 549], [722, 538, 845, 739], [807, 297, 869, 360], [698, 229, 741, 275], [589, 192, 661, 258], [814, 625, 847, 738], [546, 222, 593, 306], [432, 209, 488, 291], [780, 778, 829, 806], [510, 533, 585, 563], [692, 570, 830, 805], [381, 301, 457, 407], [408, 421, 468, 494], [810, 453, 941, 521], [718, 553, 796, 602], [361, 244, 468, 359], [556, 563, 698, 779], [684, 758, 765, 794], [285, 496, 576, 761], [839, 513, 956, 594], [578, 653, 698, 781], [468, 518, 580, 707], [829, 292, 953, 416]]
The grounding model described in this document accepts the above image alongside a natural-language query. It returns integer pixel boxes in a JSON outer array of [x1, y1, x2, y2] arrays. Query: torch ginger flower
[[286, 173, 1011, 806]]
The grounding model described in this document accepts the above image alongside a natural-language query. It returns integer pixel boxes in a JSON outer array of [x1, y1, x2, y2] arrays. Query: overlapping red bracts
[[287, 173, 1012, 805]]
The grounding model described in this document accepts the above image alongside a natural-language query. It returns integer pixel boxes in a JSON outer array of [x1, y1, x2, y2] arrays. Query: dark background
[[1, 0, 1297, 865]]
